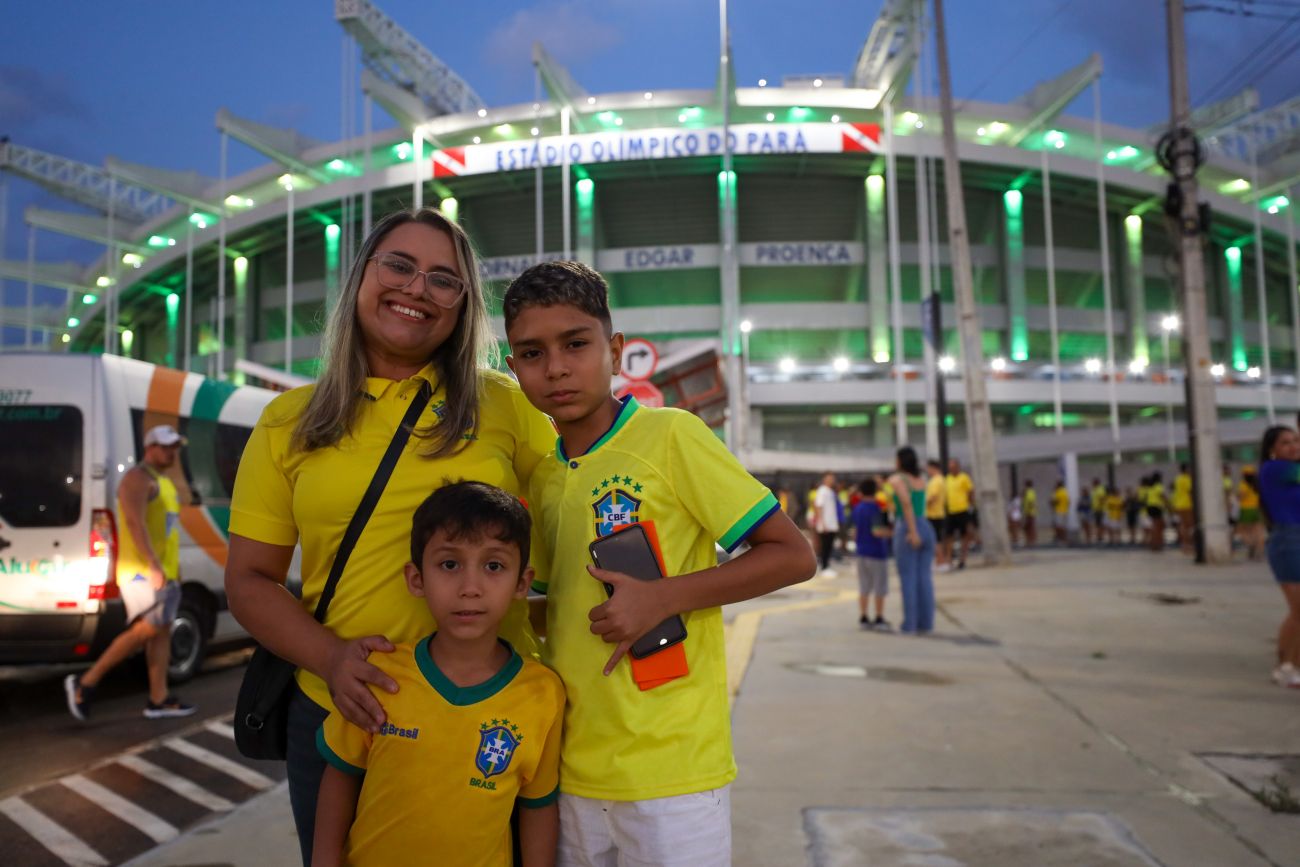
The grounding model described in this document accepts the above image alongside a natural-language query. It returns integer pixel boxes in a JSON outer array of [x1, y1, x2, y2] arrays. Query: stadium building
[[3, 0, 1298, 474]]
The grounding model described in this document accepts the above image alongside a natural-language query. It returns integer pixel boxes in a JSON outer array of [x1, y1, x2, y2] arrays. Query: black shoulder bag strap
[[312, 378, 433, 622]]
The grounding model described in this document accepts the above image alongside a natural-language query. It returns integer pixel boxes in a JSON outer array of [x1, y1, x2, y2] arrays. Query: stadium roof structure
[[2, 0, 1297, 353]]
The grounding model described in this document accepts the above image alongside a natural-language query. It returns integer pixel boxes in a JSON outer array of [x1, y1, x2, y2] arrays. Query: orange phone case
[[610, 521, 689, 690]]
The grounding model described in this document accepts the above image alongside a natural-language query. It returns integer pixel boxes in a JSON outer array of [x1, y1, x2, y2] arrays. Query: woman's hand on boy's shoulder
[[324, 634, 399, 733], [585, 565, 669, 675]]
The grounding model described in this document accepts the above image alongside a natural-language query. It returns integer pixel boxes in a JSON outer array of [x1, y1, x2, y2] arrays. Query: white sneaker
[[818, 567, 838, 578], [1272, 663, 1300, 689]]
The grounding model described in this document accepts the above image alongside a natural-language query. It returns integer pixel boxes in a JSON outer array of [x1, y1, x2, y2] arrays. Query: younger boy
[[503, 261, 816, 866], [851, 478, 892, 630], [312, 482, 563, 867]]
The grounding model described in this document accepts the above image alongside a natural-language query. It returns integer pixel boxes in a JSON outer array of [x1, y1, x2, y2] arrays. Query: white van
[[0, 353, 289, 681]]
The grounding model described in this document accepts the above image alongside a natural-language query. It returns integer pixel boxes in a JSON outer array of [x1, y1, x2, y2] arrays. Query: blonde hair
[[291, 207, 496, 457]]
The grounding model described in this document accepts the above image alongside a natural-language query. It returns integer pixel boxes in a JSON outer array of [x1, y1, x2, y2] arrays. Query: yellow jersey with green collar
[[229, 365, 555, 711], [529, 397, 779, 800], [317, 637, 563, 867]]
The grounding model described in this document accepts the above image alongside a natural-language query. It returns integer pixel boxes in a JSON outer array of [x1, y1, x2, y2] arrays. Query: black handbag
[[234, 381, 433, 760]]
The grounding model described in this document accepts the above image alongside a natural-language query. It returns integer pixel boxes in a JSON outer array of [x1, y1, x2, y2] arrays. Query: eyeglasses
[[369, 253, 468, 309]]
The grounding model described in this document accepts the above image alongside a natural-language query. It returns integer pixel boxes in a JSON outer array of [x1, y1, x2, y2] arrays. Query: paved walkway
[[127, 549, 1299, 867]]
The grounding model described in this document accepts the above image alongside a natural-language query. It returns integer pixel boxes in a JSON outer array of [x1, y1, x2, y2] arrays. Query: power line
[[1197, 9, 1300, 102], [958, 0, 1076, 104]]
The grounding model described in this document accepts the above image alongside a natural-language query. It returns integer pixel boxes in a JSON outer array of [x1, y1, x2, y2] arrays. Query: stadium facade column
[[1225, 246, 1246, 371], [1040, 149, 1064, 433], [325, 223, 342, 314], [1288, 186, 1299, 383], [165, 292, 179, 368], [882, 102, 907, 444], [1091, 80, 1120, 463], [865, 175, 889, 365], [1003, 189, 1028, 363], [1250, 145, 1275, 422], [1123, 214, 1148, 366], [575, 178, 595, 265], [914, 146, 938, 459], [232, 255, 248, 385]]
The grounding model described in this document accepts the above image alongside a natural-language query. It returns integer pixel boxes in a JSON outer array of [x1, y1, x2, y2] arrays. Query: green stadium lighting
[[122, 252, 144, 268], [1264, 195, 1290, 214], [121, 329, 133, 353], [96, 276, 114, 287], [147, 234, 175, 248], [67, 316, 80, 328], [1219, 177, 1250, 194], [393, 142, 413, 161], [1003, 189, 1028, 361], [788, 106, 811, 120], [765, 113, 775, 122], [575, 178, 595, 197], [1125, 214, 1142, 231], [1044, 129, 1066, 149], [82, 293, 98, 305], [1225, 246, 1247, 371], [988, 121, 1008, 135], [439, 197, 459, 222], [326, 158, 355, 174], [166, 292, 179, 313], [189, 212, 215, 227]]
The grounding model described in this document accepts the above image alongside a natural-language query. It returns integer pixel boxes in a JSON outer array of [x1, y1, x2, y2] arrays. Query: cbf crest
[[591, 476, 644, 537], [476, 720, 522, 779]]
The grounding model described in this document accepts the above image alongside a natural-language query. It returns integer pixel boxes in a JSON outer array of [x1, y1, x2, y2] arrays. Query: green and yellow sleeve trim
[[719, 492, 780, 553], [518, 786, 560, 808], [316, 726, 365, 777]]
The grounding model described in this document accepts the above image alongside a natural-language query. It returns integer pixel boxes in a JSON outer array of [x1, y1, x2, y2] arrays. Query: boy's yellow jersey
[[1022, 487, 1037, 517], [317, 638, 563, 867], [530, 397, 778, 800], [1172, 473, 1193, 510], [945, 472, 973, 512], [1052, 487, 1070, 514]]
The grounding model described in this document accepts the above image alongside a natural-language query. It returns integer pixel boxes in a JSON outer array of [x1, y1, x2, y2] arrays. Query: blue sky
[[2, 0, 1295, 329]]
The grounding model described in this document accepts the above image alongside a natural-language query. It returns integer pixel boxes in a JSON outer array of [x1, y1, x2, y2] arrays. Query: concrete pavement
[[128, 549, 1300, 866]]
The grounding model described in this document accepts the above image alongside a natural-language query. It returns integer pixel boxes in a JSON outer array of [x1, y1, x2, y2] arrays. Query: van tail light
[[89, 508, 119, 600]]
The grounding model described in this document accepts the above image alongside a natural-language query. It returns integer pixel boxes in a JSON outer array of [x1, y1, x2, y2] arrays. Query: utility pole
[[932, 0, 1010, 565], [1160, 0, 1230, 562]]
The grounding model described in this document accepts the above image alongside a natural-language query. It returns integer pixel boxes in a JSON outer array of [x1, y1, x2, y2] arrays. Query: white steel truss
[[851, 0, 923, 107], [335, 0, 483, 118], [0, 141, 164, 224]]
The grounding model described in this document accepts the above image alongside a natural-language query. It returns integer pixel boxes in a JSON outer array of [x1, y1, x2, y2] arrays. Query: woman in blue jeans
[[888, 446, 936, 633], [1258, 425, 1300, 688]]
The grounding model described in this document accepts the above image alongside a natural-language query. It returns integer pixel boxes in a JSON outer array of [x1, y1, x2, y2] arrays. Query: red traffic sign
[[620, 338, 659, 382], [616, 380, 664, 408]]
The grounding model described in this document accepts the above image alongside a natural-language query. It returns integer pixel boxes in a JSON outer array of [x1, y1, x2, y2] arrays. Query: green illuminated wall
[[1225, 246, 1246, 371], [1003, 189, 1028, 361], [1123, 215, 1148, 364]]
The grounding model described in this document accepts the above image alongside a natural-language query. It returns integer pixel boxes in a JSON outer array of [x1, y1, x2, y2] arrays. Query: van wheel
[[169, 594, 210, 683]]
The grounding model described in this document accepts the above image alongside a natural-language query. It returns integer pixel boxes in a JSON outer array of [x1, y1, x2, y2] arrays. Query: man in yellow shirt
[[65, 425, 196, 722], [1172, 463, 1194, 554], [925, 459, 949, 570], [1022, 480, 1038, 547], [504, 261, 815, 865], [1051, 480, 1070, 546], [945, 458, 975, 569]]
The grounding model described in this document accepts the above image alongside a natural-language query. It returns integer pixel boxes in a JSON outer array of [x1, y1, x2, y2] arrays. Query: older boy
[[503, 261, 815, 866], [312, 482, 563, 867]]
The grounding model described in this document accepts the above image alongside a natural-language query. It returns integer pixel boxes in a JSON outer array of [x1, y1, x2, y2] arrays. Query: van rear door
[[0, 356, 108, 659]]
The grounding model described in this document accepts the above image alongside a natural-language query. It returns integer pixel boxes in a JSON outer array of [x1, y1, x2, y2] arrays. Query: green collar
[[556, 395, 640, 463], [414, 635, 522, 706]]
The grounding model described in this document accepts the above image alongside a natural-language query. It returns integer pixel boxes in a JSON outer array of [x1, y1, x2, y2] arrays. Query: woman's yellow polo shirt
[[229, 365, 556, 711]]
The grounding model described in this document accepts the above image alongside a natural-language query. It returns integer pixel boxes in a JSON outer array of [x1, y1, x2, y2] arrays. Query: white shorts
[[557, 786, 731, 867], [119, 576, 180, 629]]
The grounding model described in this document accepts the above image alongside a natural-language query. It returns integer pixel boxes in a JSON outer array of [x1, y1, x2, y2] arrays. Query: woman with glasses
[[225, 208, 555, 864]]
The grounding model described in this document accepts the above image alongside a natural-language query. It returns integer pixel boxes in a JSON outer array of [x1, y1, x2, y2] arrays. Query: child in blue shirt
[[851, 478, 892, 631]]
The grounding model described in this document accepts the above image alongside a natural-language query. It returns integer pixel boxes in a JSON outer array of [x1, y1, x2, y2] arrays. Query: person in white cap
[[65, 424, 196, 721]]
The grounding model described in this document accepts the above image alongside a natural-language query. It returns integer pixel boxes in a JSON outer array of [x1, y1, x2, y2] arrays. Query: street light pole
[[933, 0, 1010, 564], [1162, 314, 1179, 463], [1161, 0, 1230, 562]]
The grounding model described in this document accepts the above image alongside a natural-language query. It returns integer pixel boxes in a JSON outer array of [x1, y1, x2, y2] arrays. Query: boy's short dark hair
[[502, 260, 613, 335], [409, 481, 531, 572], [859, 478, 878, 497]]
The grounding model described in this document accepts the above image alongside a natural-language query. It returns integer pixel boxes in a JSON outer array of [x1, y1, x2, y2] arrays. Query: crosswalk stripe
[[0, 796, 108, 867], [61, 774, 177, 844], [116, 755, 235, 813], [203, 719, 236, 740], [164, 738, 275, 790]]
